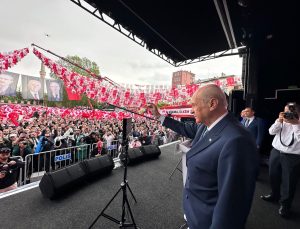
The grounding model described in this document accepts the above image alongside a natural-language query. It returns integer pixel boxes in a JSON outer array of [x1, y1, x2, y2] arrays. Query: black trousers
[[269, 148, 300, 207]]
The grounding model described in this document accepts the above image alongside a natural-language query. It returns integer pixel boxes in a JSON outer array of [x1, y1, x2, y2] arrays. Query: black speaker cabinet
[[39, 162, 86, 199], [127, 147, 144, 164], [81, 154, 114, 178], [140, 145, 161, 160]]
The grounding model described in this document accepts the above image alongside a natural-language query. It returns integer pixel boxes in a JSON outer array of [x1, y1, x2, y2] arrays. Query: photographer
[[261, 102, 300, 217], [0, 147, 24, 193]]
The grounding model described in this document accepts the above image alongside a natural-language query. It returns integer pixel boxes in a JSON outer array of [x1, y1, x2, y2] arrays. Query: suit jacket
[[163, 113, 259, 229], [241, 117, 266, 147], [25, 91, 44, 100], [0, 87, 16, 96], [48, 93, 63, 101]]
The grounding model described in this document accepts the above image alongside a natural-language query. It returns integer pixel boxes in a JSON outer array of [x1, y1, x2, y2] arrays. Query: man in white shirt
[[261, 103, 300, 217]]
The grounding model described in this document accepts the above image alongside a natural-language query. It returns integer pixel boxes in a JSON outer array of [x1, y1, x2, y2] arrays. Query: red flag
[[66, 87, 81, 100], [226, 77, 235, 86]]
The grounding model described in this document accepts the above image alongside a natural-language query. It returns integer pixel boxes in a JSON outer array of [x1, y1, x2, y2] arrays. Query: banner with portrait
[[0, 71, 19, 96], [46, 79, 63, 101], [21, 75, 44, 100]]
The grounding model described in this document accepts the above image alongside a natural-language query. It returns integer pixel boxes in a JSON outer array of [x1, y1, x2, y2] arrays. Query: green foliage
[[157, 101, 169, 108], [50, 55, 100, 79]]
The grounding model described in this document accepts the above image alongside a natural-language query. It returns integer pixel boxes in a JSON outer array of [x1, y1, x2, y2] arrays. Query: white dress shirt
[[269, 120, 300, 155], [244, 116, 255, 127], [30, 91, 39, 100], [207, 112, 228, 131]]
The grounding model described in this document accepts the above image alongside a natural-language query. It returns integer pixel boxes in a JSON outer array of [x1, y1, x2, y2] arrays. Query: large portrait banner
[[0, 71, 20, 96], [46, 79, 63, 101], [22, 75, 44, 100]]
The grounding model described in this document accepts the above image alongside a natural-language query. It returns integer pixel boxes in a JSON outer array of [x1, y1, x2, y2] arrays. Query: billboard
[[46, 79, 63, 101], [0, 71, 19, 96], [21, 75, 44, 100]]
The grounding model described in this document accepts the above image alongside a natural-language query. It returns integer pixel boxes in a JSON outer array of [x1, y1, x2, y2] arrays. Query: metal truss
[[70, 0, 246, 67], [174, 48, 246, 67]]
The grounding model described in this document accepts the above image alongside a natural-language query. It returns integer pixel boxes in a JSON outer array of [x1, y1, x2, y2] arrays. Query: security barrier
[[14, 137, 178, 187], [10, 156, 24, 186], [24, 144, 90, 183]]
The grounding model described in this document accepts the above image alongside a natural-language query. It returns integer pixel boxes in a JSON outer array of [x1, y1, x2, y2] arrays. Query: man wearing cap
[[0, 147, 24, 193]]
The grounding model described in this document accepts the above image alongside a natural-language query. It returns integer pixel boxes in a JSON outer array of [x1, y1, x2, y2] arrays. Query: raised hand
[[147, 103, 161, 119]]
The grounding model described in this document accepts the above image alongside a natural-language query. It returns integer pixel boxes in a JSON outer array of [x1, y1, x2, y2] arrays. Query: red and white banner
[[160, 105, 193, 118], [0, 46, 242, 109], [0, 48, 29, 73]]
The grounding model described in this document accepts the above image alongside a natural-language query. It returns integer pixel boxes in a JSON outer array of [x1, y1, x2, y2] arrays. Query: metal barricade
[[104, 140, 121, 159], [24, 144, 90, 183], [10, 156, 24, 186], [91, 143, 98, 154]]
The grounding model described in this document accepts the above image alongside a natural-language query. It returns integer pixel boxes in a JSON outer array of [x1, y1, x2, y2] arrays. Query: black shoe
[[279, 205, 290, 218], [260, 194, 278, 202]]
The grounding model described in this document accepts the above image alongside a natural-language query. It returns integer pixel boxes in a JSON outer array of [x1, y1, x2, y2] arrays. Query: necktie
[[34, 94, 38, 100], [200, 126, 208, 139], [244, 119, 250, 127], [55, 95, 59, 101]]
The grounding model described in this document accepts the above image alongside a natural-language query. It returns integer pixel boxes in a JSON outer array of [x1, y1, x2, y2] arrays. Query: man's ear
[[209, 98, 218, 110]]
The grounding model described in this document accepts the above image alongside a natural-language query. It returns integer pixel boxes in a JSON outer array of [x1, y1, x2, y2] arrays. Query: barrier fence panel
[[10, 156, 24, 186], [105, 140, 121, 159], [24, 144, 90, 183], [17, 138, 180, 187]]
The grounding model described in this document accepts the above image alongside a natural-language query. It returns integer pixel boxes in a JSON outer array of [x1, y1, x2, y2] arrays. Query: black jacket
[[0, 158, 24, 189]]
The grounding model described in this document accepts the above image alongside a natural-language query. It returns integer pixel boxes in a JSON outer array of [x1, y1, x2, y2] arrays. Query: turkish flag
[[226, 77, 235, 86], [66, 87, 81, 100]]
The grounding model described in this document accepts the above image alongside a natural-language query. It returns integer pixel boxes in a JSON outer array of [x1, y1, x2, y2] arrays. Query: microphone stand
[[88, 136, 138, 229]]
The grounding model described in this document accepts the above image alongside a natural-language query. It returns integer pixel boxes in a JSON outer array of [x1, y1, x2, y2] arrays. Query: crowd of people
[[1, 84, 300, 228], [0, 108, 180, 193]]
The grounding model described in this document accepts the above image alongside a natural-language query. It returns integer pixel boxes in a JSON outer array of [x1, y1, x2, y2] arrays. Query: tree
[[48, 55, 101, 108], [157, 101, 170, 108], [50, 55, 100, 78]]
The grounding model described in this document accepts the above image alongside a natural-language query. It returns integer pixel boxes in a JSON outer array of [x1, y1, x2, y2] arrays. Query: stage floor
[[1, 144, 300, 229]]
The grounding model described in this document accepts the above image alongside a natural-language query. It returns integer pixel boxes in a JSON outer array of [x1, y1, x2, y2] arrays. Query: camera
[[284, 103, 299, 120], [0, 163, 12, 175], [283, 112, 295, 120]]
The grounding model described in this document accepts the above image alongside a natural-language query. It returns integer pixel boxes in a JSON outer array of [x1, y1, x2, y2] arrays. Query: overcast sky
[[0, 0, 242, 85]]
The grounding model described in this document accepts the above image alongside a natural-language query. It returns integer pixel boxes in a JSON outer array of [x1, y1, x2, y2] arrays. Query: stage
[[1, 144, 300, 229]]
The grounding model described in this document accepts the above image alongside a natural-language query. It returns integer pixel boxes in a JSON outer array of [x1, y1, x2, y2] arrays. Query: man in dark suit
[[25, 79, 43, 100], [148, 84, 259, 229], [0, 73, 17, 96], [47, 81, 62, 101], [241, 107, 266, 149]]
